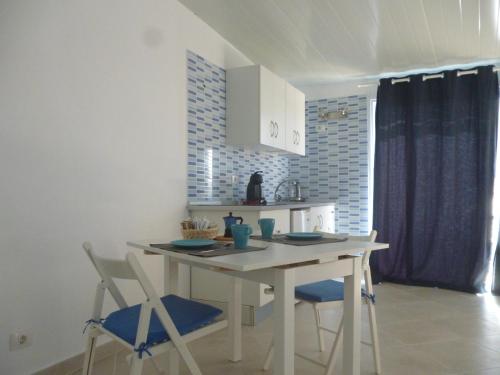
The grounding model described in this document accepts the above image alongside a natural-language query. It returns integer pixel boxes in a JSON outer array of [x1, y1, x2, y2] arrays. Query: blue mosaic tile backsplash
[[290, 96, 369, 234], [186, 51, 369, 234], [186, 51, 289, 202]]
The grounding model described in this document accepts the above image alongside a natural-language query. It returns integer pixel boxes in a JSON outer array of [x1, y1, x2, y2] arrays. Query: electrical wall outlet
[[231, 175, 238, 184], [9, 332, 33, 351], [316, 125, 328, 133]]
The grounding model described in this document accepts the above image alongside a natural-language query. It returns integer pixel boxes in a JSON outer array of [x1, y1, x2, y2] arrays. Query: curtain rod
[[390, 66, 500, 85]]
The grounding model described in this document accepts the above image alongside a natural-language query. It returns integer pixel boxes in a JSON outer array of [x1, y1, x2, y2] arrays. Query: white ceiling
[[179, 0, 500, 85]]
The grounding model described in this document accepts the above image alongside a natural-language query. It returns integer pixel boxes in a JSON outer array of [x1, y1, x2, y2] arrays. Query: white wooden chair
[[263, 230, 381, 375], [82, 242, 227, 375]]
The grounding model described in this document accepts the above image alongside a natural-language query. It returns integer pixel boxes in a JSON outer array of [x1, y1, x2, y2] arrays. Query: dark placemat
[[150, 242, 267, 257], [250, 235, 348, 246]]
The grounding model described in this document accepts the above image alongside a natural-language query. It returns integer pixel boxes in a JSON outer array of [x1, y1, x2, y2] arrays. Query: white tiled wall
[[290, 97, 369, 234]]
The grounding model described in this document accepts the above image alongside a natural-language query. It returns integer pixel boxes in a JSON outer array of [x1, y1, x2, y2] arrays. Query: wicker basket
[[181, 226, 219, 240]]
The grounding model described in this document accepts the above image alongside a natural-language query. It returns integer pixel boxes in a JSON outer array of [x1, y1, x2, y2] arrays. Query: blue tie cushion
[[102, 294, 222, 347], [295, 279, 345, 303]]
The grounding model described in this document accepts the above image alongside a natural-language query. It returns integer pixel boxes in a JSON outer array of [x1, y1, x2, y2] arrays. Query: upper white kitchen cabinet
[[285, 83, 306, 156], [226, 65, 305, 155]]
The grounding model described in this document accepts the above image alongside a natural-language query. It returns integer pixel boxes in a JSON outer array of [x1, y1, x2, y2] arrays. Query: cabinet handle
[[292, 130, 296, 145], [269, 121, 275, 137], [275, 122, 279, 138], [319, 214, 323, 228], [297, 131, 300, 145]]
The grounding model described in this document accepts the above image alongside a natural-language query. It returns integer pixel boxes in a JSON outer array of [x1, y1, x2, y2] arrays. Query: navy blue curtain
[[371, 66, 498, 293]]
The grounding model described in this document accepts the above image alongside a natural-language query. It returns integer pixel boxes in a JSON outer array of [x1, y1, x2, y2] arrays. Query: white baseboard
[[33, 340, 123, 375]]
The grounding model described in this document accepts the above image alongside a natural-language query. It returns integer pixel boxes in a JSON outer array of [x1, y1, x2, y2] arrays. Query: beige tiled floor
[[80, 283, 500, 375]]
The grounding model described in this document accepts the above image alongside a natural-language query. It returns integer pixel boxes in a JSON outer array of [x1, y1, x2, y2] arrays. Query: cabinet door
[[309, 206, 322, 231], [260, 66, 286, 150], [272, 74, 286, 150], [260, 66, 276, 148], [285, 84, 297, 152], [322, 206, 335, 233], [310, 205, 335, 233], [285, 84, 306, 155], [295, 89, 306, 155]]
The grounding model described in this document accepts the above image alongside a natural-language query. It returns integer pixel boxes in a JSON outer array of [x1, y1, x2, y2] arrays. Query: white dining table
[[127, 237, 388, 375]]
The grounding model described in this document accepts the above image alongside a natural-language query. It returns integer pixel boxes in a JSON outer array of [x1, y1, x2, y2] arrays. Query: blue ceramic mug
[[258, 218, 275, 240], [231, 224, 253, 249]]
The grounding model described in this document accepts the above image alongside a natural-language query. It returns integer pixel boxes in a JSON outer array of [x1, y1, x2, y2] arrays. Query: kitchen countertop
[[187, 200, 336, 211]]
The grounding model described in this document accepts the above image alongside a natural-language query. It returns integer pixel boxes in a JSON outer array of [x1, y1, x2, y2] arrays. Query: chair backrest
[[83, 242, 191, 346], [83, 242, 134, 310], [315, 230, 377, 270], [349, 230, 377, 270], [340, 230, 377, 270], [83, 242, 173, 315]]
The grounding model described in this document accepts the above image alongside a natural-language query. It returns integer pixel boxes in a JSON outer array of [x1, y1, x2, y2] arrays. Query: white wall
[[0, 1, 251, 373], [298, 80, 377, 101]]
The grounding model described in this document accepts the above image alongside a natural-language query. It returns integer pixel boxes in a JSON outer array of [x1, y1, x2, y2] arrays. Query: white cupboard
[[226, 65, 305, 155], [310, 205, 335, 233], [285, 83, 306, 155], [259, 66, 286, 150]]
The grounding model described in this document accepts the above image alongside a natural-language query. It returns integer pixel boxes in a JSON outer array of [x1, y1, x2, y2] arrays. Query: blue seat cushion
[[102, 294, 222, 347], [295, 279, 345, 303]]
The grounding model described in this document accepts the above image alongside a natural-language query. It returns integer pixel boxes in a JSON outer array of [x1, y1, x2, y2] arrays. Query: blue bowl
[[171, 239, 216, 249], [285, 232, 323, 240]]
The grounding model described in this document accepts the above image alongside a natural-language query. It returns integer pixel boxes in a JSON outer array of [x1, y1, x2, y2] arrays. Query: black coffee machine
[[245, 171, 267, 205]]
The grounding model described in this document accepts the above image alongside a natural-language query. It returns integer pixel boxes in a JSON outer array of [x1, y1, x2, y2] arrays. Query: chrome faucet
[[274, 179, 290, 202], [274, 178, 305, 202]]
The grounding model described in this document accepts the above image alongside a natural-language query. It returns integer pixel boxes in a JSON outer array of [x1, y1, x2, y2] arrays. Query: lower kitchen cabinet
[[310, 205, 335, 233]]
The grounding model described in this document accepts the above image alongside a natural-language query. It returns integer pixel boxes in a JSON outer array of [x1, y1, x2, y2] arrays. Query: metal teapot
[[223, 212, 243, 238]]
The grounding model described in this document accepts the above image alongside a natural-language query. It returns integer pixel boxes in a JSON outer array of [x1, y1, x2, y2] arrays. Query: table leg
[[164, 256, 179, 295], [164, 255, 180, 374], [228, 276, 242, 362], [343, 257, 362, 375], [273, 268, 295, 375]]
